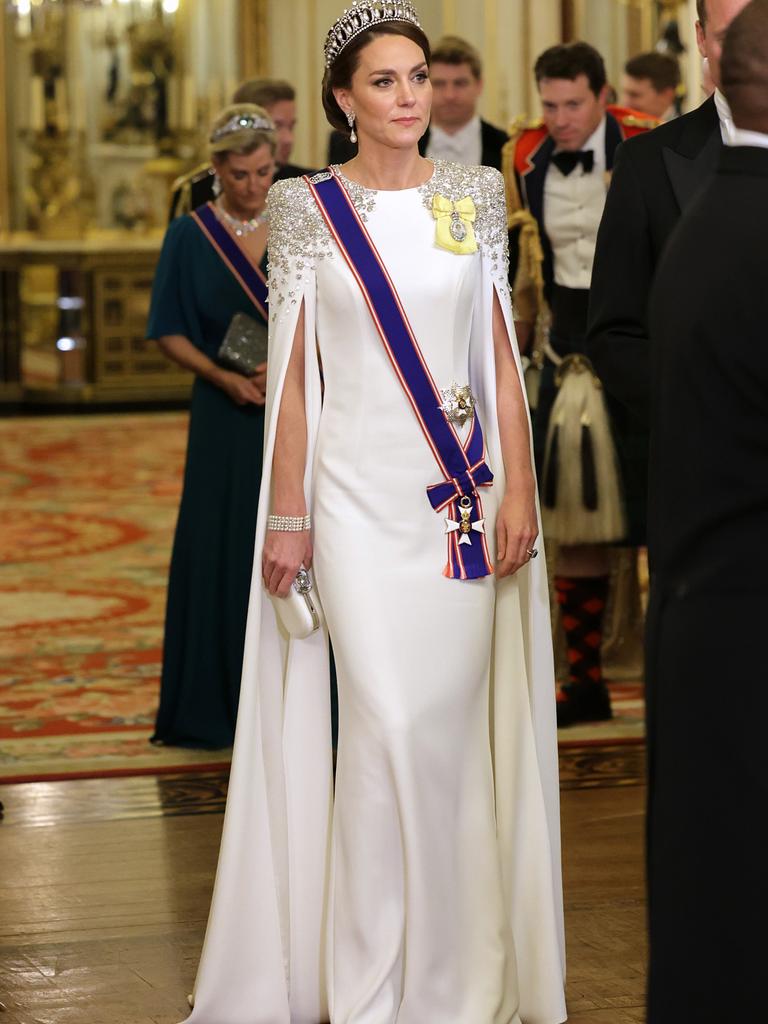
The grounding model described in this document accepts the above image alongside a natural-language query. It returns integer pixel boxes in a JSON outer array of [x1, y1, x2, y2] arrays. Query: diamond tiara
[[324, 1, 422, 68], [210, 114, 275, 143]]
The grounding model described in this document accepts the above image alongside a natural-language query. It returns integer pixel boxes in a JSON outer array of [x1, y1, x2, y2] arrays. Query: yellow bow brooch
[[432, 194, 478, 255]]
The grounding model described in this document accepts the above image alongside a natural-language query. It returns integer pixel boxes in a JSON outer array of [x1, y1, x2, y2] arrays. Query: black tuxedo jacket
[[587, 97, 723, 420], [327, 118, 508, 170], [167, 161, 313, 223], [426, 118, 508, 171], [645, 145, 768, 1023], [508, 109, 630, 297]]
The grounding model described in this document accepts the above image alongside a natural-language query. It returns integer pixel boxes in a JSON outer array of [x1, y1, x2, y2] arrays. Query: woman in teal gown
[[147, 104, 276, 748]]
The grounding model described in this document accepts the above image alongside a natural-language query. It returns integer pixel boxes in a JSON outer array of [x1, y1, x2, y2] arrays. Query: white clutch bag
[[270, 566, 324, 639]]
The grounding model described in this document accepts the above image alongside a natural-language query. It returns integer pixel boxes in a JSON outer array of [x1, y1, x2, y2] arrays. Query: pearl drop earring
[[347, 111, 357, 144]]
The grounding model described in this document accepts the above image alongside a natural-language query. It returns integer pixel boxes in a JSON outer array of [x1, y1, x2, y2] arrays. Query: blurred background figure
[[327, 34, 508, 168], [169, 79, 310, 220], [149, 104, 275, 748], [646, 1, 768, 1018], [504, 42, 658, 727], [622, 51, 681, 120], [424, 35, 508, 168], [587, 0, 752, 490]]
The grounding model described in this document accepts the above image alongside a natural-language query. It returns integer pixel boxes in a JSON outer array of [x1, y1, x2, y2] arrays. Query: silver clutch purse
[[217, 312, 268, 376], [270, 567, 325, 640]]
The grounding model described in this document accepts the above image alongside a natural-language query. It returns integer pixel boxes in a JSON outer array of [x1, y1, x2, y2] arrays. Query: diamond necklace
[[215, 198, 268, 237]]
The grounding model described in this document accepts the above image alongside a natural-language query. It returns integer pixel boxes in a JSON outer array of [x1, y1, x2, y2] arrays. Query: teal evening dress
[[147, 210, 267, 748]]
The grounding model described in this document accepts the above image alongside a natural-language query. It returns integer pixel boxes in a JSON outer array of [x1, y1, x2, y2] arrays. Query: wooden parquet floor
[[0, 759, 647, 1023]]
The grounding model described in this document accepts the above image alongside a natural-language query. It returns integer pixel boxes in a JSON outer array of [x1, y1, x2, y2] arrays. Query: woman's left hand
[[495, 485, 539, 578], [251, 361, 267, 396]]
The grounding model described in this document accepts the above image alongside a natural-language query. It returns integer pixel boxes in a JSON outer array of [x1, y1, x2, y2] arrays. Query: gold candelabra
[[21, 129, 95, 239]]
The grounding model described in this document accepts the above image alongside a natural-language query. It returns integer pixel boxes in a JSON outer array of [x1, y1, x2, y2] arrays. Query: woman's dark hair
[[534, 42, 607, 98], [322, 22, 431, 135]]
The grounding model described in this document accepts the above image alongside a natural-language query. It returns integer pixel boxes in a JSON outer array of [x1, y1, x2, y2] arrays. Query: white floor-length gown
[[184, 160, 567, 1024]]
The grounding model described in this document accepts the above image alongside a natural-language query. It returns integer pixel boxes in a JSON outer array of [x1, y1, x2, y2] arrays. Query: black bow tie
[[552, 149, 595, 176]]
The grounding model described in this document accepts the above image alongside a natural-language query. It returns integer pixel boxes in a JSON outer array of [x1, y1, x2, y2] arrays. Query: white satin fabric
[[184, 162, 566, 1024]]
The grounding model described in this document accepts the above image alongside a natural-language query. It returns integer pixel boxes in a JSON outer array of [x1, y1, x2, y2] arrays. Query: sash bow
[[427, 460, 494, 512], [432, 194, 478, 254]]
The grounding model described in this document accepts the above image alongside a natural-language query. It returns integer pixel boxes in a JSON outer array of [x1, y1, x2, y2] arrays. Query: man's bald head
[[721, 0, 768, 131]]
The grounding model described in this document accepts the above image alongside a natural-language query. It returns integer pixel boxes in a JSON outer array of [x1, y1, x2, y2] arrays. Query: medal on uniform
[[445, 495, 486, 546], [431, 194, 478, 255], [438, 381, 476, 427], [450, 212, 467, 242]]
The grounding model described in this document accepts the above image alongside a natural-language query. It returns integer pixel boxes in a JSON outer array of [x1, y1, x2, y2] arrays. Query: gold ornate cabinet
[[0, 236, 192, 403]]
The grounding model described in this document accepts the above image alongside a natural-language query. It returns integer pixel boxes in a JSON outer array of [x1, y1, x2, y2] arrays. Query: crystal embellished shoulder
[[417, 161, 508, 253]]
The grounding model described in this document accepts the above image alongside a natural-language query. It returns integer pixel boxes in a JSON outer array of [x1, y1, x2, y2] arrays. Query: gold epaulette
[[170, 161, 214, 194], [507, 114, 544, 138], [621, 113, 660, 130]]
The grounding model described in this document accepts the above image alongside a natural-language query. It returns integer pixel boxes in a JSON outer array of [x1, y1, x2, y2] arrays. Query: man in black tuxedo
[[168, 79, 312, 221], [503, 42, 657, 726], [587, 0, 751, 420], [328, 35, 508, 169], [646, 2, 768, 1018], [423, 36, 508, 169], [621, 51, 681, 122]]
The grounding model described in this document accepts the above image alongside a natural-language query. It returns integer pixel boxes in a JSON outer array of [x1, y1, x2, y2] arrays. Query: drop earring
[[212, 173, 222, 198], [347, 111, 357, 144]]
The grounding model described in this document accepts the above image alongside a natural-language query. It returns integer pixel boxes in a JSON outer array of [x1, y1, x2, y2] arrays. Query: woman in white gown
[[184, 4, 566, 1023]]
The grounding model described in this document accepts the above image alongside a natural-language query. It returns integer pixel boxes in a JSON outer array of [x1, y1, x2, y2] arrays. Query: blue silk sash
[[191, 202, 269, 320], [306, 169, 494, 581]]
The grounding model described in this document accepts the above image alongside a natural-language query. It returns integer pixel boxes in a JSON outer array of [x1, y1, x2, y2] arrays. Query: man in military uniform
[[503, 42, 658, 726], [168, 78, 312, 221]]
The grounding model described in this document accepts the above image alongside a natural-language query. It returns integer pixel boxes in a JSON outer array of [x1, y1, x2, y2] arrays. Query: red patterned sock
[[555, 575, 609, 688]]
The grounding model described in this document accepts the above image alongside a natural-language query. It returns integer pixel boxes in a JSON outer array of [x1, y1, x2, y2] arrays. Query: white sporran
[[522, 354, 542, 411], [270, 566, 325, 640], [541, 354, 626, 545]]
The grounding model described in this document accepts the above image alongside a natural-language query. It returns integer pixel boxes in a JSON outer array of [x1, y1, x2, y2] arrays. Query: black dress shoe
[[556, 682, 613, 727]]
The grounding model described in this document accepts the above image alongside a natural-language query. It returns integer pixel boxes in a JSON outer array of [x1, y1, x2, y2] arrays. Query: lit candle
[[180, 75, 196, 130], [30, 76, 45, 132], [56, 79, 70, 133], [208, 78, 222, 120], [16, 0, 32, 37], [166, 76, 179, 131], [73, 79, 87, 133]]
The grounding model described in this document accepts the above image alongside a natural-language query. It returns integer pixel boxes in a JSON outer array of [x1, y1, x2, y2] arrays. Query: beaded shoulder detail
[[267, 176, 333, 269], [266, 176, 333, 316], [266, 162, 511, 310], [329, 166, 378, 221], [418, 160, 509, 255]]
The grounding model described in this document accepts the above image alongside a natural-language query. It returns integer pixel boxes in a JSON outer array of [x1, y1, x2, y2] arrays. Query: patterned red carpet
[[0, 413, 643, 783]]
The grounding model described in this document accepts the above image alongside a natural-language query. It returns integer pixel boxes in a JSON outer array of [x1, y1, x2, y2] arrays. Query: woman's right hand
[[262, 528, 313, 597], [215, 366, 266, 406]]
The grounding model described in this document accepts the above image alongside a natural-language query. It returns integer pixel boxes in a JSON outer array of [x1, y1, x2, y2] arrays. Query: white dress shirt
[[714, 90, 768, 149], [426, 115, 483, 167], [544, 117, 608, 290], [714, 88, 736, 144], [728, 127, 768, 149]]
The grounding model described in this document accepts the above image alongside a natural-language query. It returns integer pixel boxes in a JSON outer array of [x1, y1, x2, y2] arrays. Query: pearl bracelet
[[267, 514, 311, 532]]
